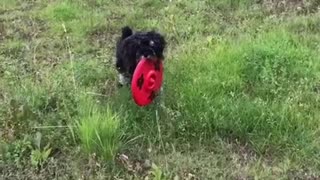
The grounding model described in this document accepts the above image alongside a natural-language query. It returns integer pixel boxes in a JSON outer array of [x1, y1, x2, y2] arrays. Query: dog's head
[[135, 31, 166, 61], [120, 26, 166, 62]]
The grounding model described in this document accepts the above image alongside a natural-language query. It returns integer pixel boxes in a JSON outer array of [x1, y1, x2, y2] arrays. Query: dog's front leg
[[118, 73, 131, 86]]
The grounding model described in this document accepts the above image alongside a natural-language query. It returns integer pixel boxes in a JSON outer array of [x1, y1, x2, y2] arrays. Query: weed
[[150, 163, 165, 180], [30, 132, 51, 168]]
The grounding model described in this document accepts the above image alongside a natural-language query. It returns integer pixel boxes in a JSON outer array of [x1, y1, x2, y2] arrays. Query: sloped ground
[[1, 0, 320, 179]]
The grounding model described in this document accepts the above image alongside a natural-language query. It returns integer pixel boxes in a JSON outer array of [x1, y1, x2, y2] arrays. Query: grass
[[1, 0, 320, 179], [166, 30, 320, 154]]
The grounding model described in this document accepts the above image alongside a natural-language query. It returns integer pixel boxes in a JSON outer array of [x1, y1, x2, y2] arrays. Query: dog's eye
[[149, 40, 154, 46]]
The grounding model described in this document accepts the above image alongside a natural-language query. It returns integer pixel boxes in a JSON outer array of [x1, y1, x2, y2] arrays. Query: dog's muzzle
[[137, 48, 156, 61]]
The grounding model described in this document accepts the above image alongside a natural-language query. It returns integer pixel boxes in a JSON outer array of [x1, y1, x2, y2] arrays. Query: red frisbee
[[131, 58, 163, 106]]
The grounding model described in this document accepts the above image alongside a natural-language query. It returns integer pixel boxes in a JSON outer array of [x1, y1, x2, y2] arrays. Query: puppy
[[115, 26, 166, 86]]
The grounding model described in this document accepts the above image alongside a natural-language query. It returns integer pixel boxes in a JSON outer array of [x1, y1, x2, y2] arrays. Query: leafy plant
[[30, 132, 52, 168], [150, 163, 165, 180], [30, 144, 52, 168]]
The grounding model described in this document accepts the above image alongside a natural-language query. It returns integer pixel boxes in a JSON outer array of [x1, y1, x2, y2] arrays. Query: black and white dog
[[115, 26, 166, 86]]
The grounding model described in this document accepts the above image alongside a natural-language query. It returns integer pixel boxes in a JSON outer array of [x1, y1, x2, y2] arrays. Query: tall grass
[[76, 95, 122, 161]]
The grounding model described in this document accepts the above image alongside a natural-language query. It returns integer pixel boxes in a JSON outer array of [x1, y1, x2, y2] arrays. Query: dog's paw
[[117, 82, 124, 88], [118, 73, 130, 86]]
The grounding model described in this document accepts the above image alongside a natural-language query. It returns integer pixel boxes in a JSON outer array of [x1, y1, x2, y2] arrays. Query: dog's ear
[[157, 33, 166, 51], [160, 34, 166, 47], [121, 26, 133, 40]]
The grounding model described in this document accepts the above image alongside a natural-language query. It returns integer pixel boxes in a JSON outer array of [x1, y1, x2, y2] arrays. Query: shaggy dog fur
[[115, 26, 166, 86]]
